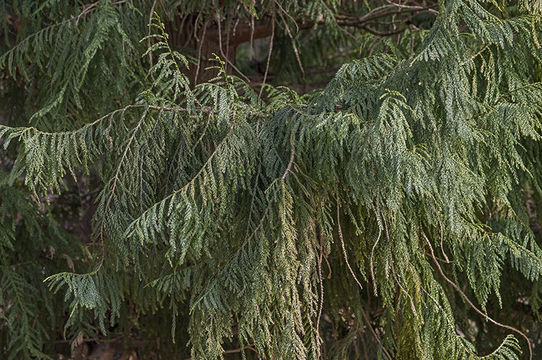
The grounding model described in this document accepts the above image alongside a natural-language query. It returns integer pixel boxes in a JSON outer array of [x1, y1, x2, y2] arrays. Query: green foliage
[[2, 0, 542, 359], [0, 177, 86, 359]]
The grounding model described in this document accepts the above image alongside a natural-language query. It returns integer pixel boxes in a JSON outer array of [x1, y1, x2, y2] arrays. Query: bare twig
[[336, 199, 393, 359], [336, 200, 363, 291], [185, 344, 259, 360], [215, 13, 251, 82], [390, 260, 418, 317], [259, 13, 275, 98], [194, 21, 209, 84], [460, 44, 491, 66], [275, 0, 304, 76], [147, 0, 158, 80], [250, 14, 255, 53], [435, 211, 450, 263], [316, 221, 325, 351], [76, 0, 126, 25], [385, 0, 439, 14], [282, 139, 295, 179], [408, 24, 414, 58], [370, 205, 382, 296], [422, 232, 533, 360]]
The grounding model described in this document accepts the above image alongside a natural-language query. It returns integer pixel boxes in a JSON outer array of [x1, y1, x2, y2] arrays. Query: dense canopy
[[2, 1, 542, 359]]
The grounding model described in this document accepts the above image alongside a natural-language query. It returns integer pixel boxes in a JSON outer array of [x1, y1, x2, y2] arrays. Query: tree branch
[[422, 232, 533, 360]]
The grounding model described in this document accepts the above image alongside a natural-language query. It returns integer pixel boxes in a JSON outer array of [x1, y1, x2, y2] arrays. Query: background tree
[[2, 1, 542, 359]]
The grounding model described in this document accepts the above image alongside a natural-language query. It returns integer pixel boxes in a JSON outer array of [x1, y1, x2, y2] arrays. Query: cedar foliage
[[2, 0, 542, 359]]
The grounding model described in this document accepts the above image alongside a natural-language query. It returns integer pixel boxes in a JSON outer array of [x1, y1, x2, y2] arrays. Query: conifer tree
[[2, 1, 542, 359]]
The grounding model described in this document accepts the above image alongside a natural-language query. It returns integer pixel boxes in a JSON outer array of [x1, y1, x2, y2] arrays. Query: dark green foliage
[[2, 1, 542, 359]]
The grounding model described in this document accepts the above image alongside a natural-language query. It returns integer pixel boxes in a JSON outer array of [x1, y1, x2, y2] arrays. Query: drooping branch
[[422, 232, 533, 360]]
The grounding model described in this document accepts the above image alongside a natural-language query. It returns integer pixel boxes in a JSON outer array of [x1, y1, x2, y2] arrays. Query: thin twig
[[422, 232, 533, 360], [324, 249, 332, 279], [250, 14, 255, 54], [360, 331, 370, 360], [185, 344, 258, 360], [259, 13, 275, 98], [194, 21, 208, 84], [408, 24, 414, 58], [336, 200, 363, 291], [370, 205, 382, 296], [282, 136, 295, 179], [76, 0, 126, 25], [316, 221, 325, 351], [390, 261, 418, 317], [275, 1, 304, 77], [215, 13, 251, 82], [336, 200, 393, 359], [435, 211, 450, 263], [460, 44, 490, 66], [385, 0, 439, 13], [147, 0, 158, 81]]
